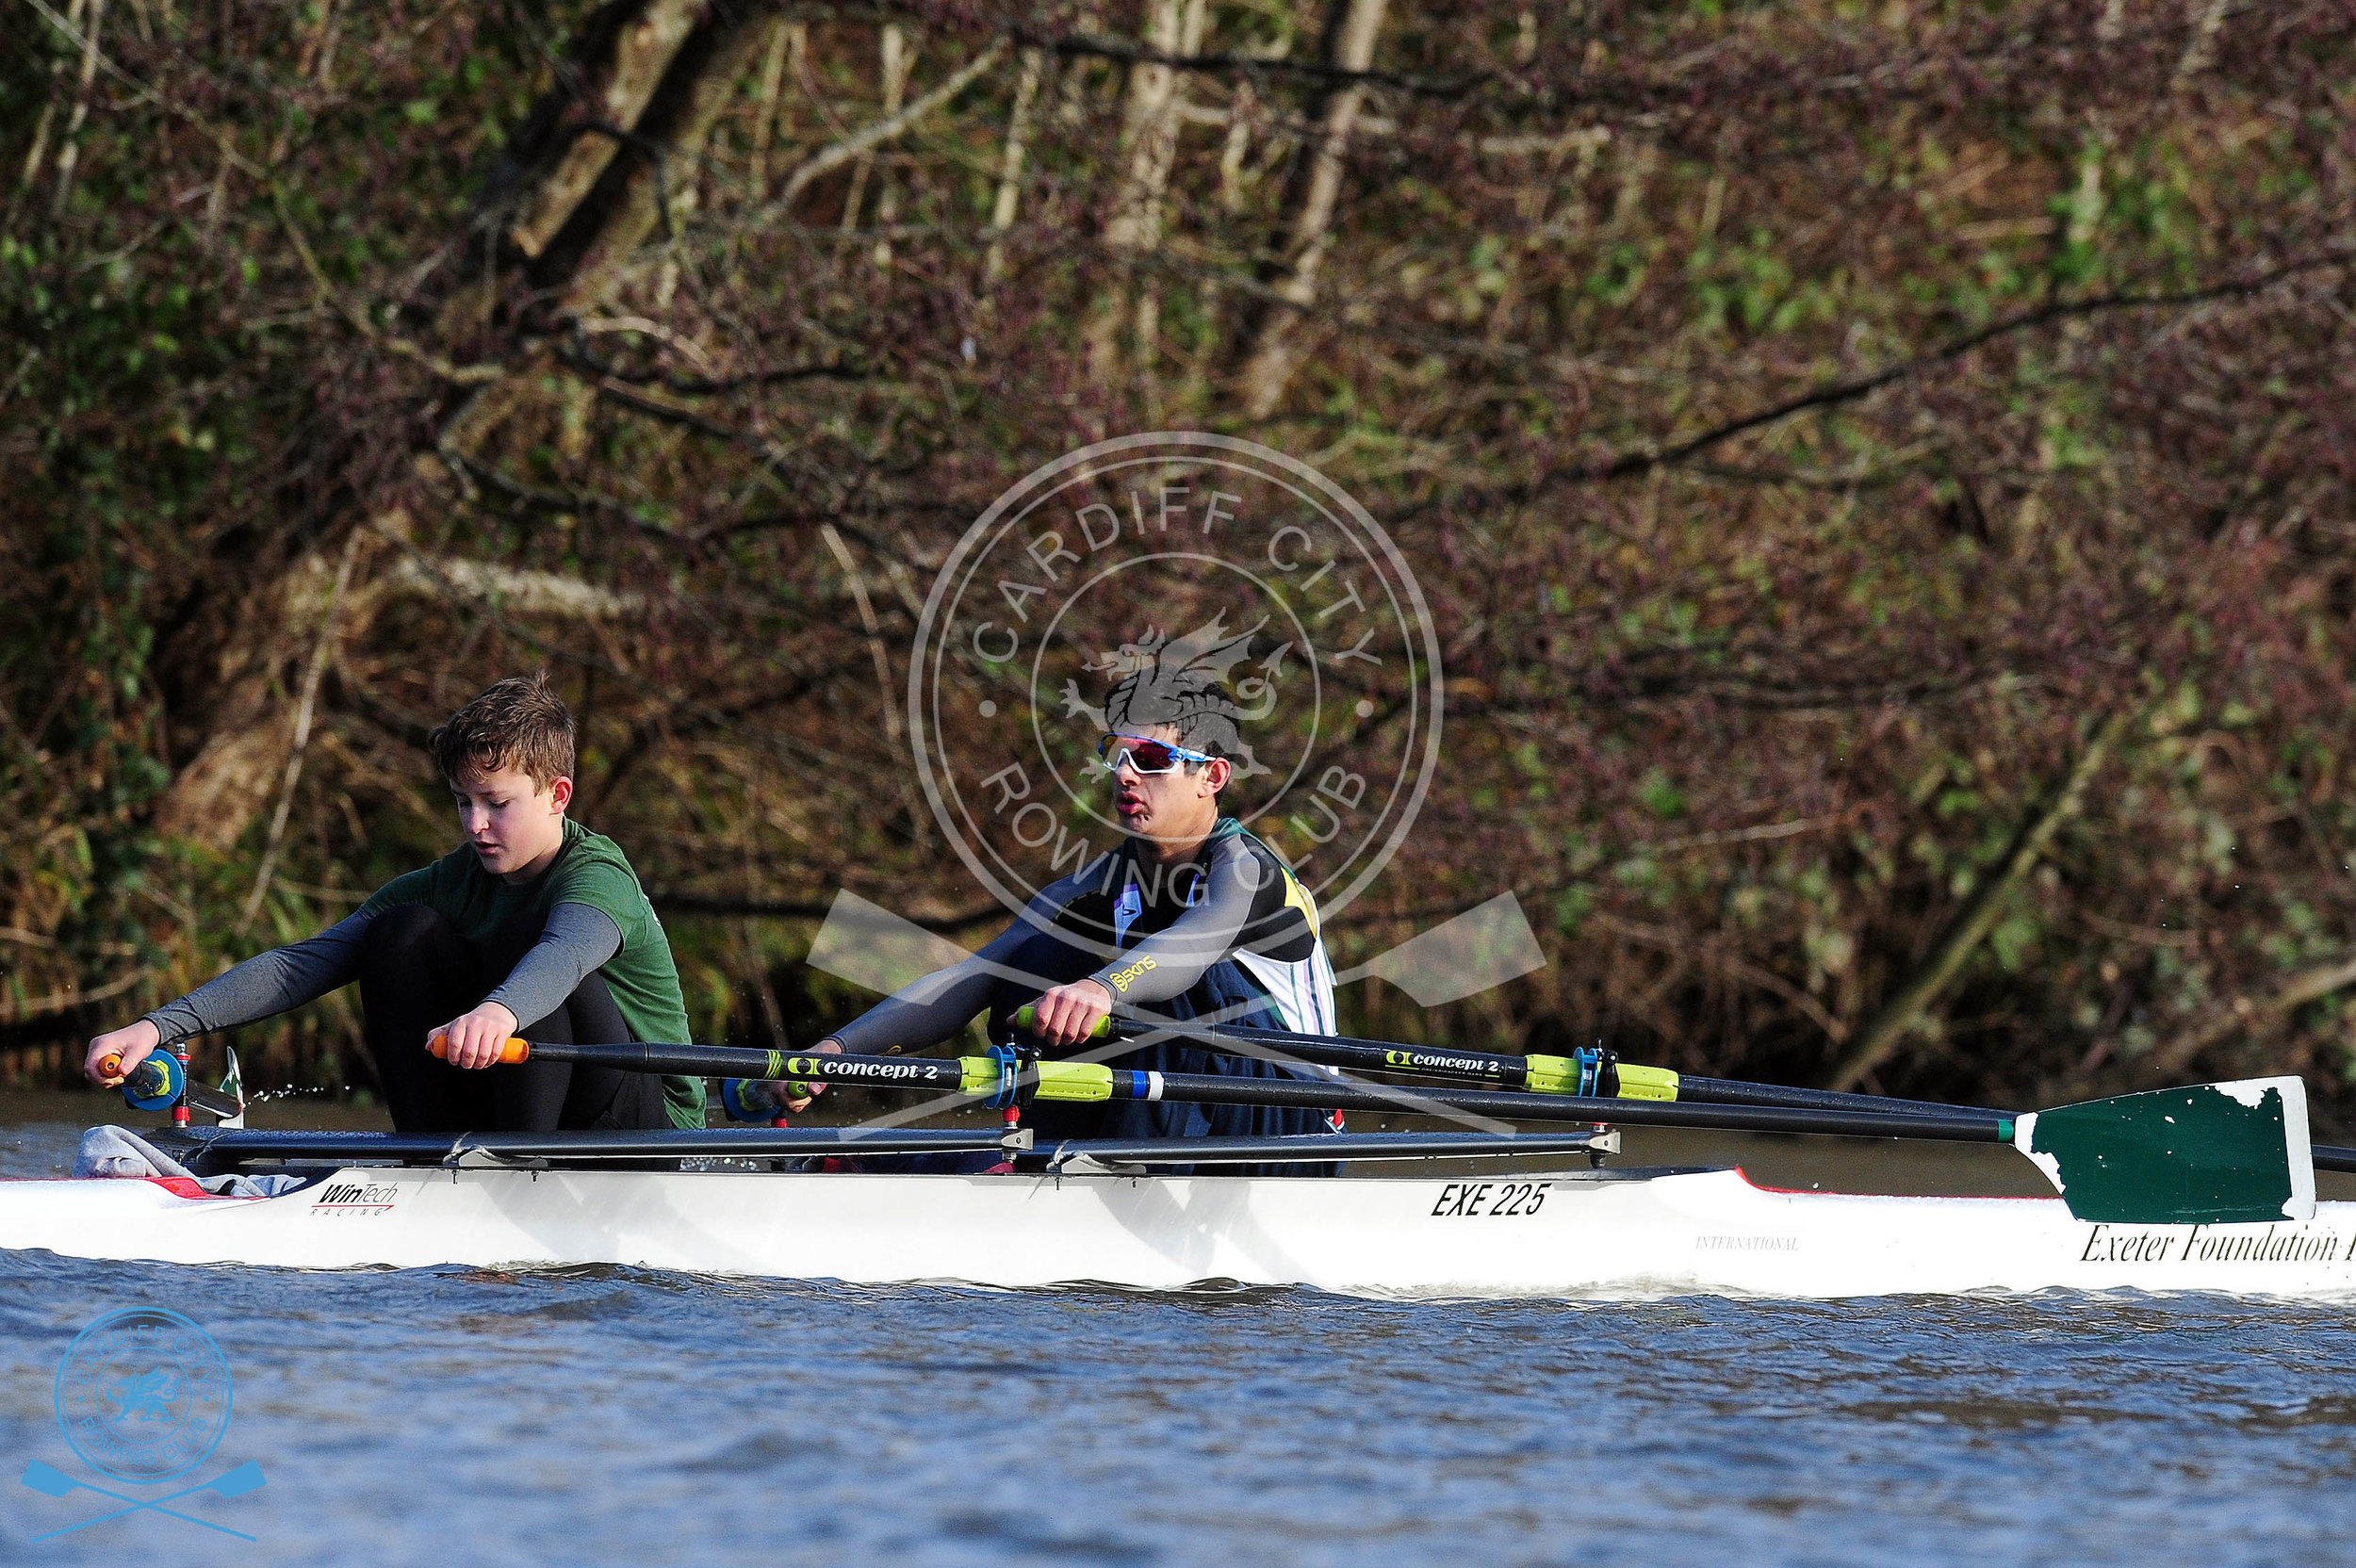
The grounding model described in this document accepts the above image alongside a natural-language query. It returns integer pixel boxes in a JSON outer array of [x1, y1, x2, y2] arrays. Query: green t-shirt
[[358, 818, 704, 1129]]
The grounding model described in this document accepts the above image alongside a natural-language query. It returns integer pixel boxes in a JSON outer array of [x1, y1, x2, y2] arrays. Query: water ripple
[[7, 1124, 2356, 1563]]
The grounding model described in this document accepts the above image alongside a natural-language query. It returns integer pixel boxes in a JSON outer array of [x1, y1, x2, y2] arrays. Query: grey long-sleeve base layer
[[139, 903, 624, 1048]]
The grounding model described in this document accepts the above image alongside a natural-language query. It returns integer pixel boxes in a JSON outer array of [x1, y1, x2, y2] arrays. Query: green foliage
[[1, 0, 2351, 1119]]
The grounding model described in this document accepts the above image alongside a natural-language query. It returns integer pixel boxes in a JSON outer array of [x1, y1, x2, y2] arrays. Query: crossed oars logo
[[23, 1459, 266, 1542], [29, 1306, 266, 1542]]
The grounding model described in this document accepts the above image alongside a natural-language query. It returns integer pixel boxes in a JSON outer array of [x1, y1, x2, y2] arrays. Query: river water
[[5, 1112, 2356, 1567]]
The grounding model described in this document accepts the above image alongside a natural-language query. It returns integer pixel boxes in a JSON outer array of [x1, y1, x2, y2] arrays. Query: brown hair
[[429, 673, 575, 790]]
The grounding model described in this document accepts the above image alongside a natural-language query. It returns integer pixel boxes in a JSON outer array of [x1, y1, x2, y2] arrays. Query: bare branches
[[507, 0, 704, 259], [1463, 252, 2356, 508], [15, 0, 2356, 1106], [983, 46, 1047, 288], [1587, 912, 1851, 1046], [562, 13, 783, 312], [270, 185, 504, 384], [1031, 28, 1483, 99], [1236, 0, 1388, 416], [2139, 951, 2356, 1084], [239, 530, 363, 932], [766, 37, 1009, 218]]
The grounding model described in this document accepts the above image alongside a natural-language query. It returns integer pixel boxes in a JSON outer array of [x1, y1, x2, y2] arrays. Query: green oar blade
[[2014, 1076, 2315, 1225]]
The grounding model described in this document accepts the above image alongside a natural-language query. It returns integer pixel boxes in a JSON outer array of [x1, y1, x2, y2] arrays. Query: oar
[[23, 1459, 263, 1541], [437, 1033, 1992, 1135], [430, 1033, 976, 1090], [428, 1036, 2320, 1226], [1014, 1007, 1987, 1121], [168, 1124, 1611, 1170], [1035, 1011, 2356, 1188]]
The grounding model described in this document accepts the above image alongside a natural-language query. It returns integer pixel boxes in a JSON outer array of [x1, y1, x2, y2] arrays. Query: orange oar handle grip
[[427, 1033, 532, 1063], [96, 1053, 123, 1081]]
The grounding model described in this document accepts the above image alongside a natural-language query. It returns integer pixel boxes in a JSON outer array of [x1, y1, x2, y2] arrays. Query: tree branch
[[1825, 707, 2132, 1091], [765, 37, 1009, 218], [1587, 912, 1850, 1045], [1032, 28, 1483, 98], [1560, 254, 2350, 490], [2129, 954, 2356, 1086], [648, 891, 1003, 931]]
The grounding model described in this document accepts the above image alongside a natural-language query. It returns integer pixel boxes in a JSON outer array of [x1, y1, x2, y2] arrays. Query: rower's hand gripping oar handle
[[1013, 1004, 1115, 1041], [115, 1052, 186, 1111], [427, 1033, 533, 1064]]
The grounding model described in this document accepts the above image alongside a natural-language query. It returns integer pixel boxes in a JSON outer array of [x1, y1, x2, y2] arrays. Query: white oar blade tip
[[2009, 1110, 2066, 1198]]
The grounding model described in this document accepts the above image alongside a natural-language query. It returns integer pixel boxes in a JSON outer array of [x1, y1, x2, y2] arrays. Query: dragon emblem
[[105, 1366, 180, 1427], [1060, 612, 1289, 779]]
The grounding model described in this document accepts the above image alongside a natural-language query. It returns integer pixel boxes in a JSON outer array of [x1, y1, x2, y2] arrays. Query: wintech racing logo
[[310, 1179, 399, 1212], [909, 433, 1442, 949]]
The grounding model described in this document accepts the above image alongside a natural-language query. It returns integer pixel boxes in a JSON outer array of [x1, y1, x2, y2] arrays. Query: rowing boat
[[12, 1031, 2352, 1299], [6, 1132, 2354, 1298]]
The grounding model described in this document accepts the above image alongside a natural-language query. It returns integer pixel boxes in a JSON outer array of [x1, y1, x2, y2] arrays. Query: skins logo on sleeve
[[1104, 956, 1160, 992]]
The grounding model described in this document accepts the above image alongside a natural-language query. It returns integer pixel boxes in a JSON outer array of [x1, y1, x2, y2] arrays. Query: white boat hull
[[8, 1164, 2356, 1298]]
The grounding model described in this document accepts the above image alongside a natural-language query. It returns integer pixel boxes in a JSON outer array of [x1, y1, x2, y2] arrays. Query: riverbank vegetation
[[5, 2, 2354, 1123]]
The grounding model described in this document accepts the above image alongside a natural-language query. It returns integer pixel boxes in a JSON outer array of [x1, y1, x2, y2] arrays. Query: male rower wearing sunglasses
[[775, 697, 1342, 1174]]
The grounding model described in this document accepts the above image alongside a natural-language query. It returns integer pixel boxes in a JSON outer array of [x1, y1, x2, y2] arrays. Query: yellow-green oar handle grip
[[1524, 1054, 1680, 1099], [1011, 1004, 1115, 1040], [1612, 1063, 1681, 1102], [953, 1055, 1116, 1102]]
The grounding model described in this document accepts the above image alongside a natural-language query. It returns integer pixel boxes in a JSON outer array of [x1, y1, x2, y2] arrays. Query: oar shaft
[[1061, 1013, 1987, 1121], [1028, 1011, 1599, 1092], [1670, 1073, 1988, 1121], [430, 1035, 972, 1090], [1121, 1068, 2010, 1141], [437, 1035, 2012, 1141], [1191, 1029, 1537, 1087], [1192, 1030, 1542, 1088]]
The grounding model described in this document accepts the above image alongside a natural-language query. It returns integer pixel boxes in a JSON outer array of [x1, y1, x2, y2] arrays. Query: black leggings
[[358, 903, 670, 1134]]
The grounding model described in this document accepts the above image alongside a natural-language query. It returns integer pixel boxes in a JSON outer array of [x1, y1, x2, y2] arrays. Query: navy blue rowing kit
[[827, 819, 1342, 1173]]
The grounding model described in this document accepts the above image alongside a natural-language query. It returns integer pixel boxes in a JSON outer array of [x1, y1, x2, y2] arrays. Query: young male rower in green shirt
[[83, 674, 703, 1133]]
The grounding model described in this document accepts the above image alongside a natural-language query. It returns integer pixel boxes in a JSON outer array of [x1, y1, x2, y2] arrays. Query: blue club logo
[[25, 1307, 265, 1542]]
